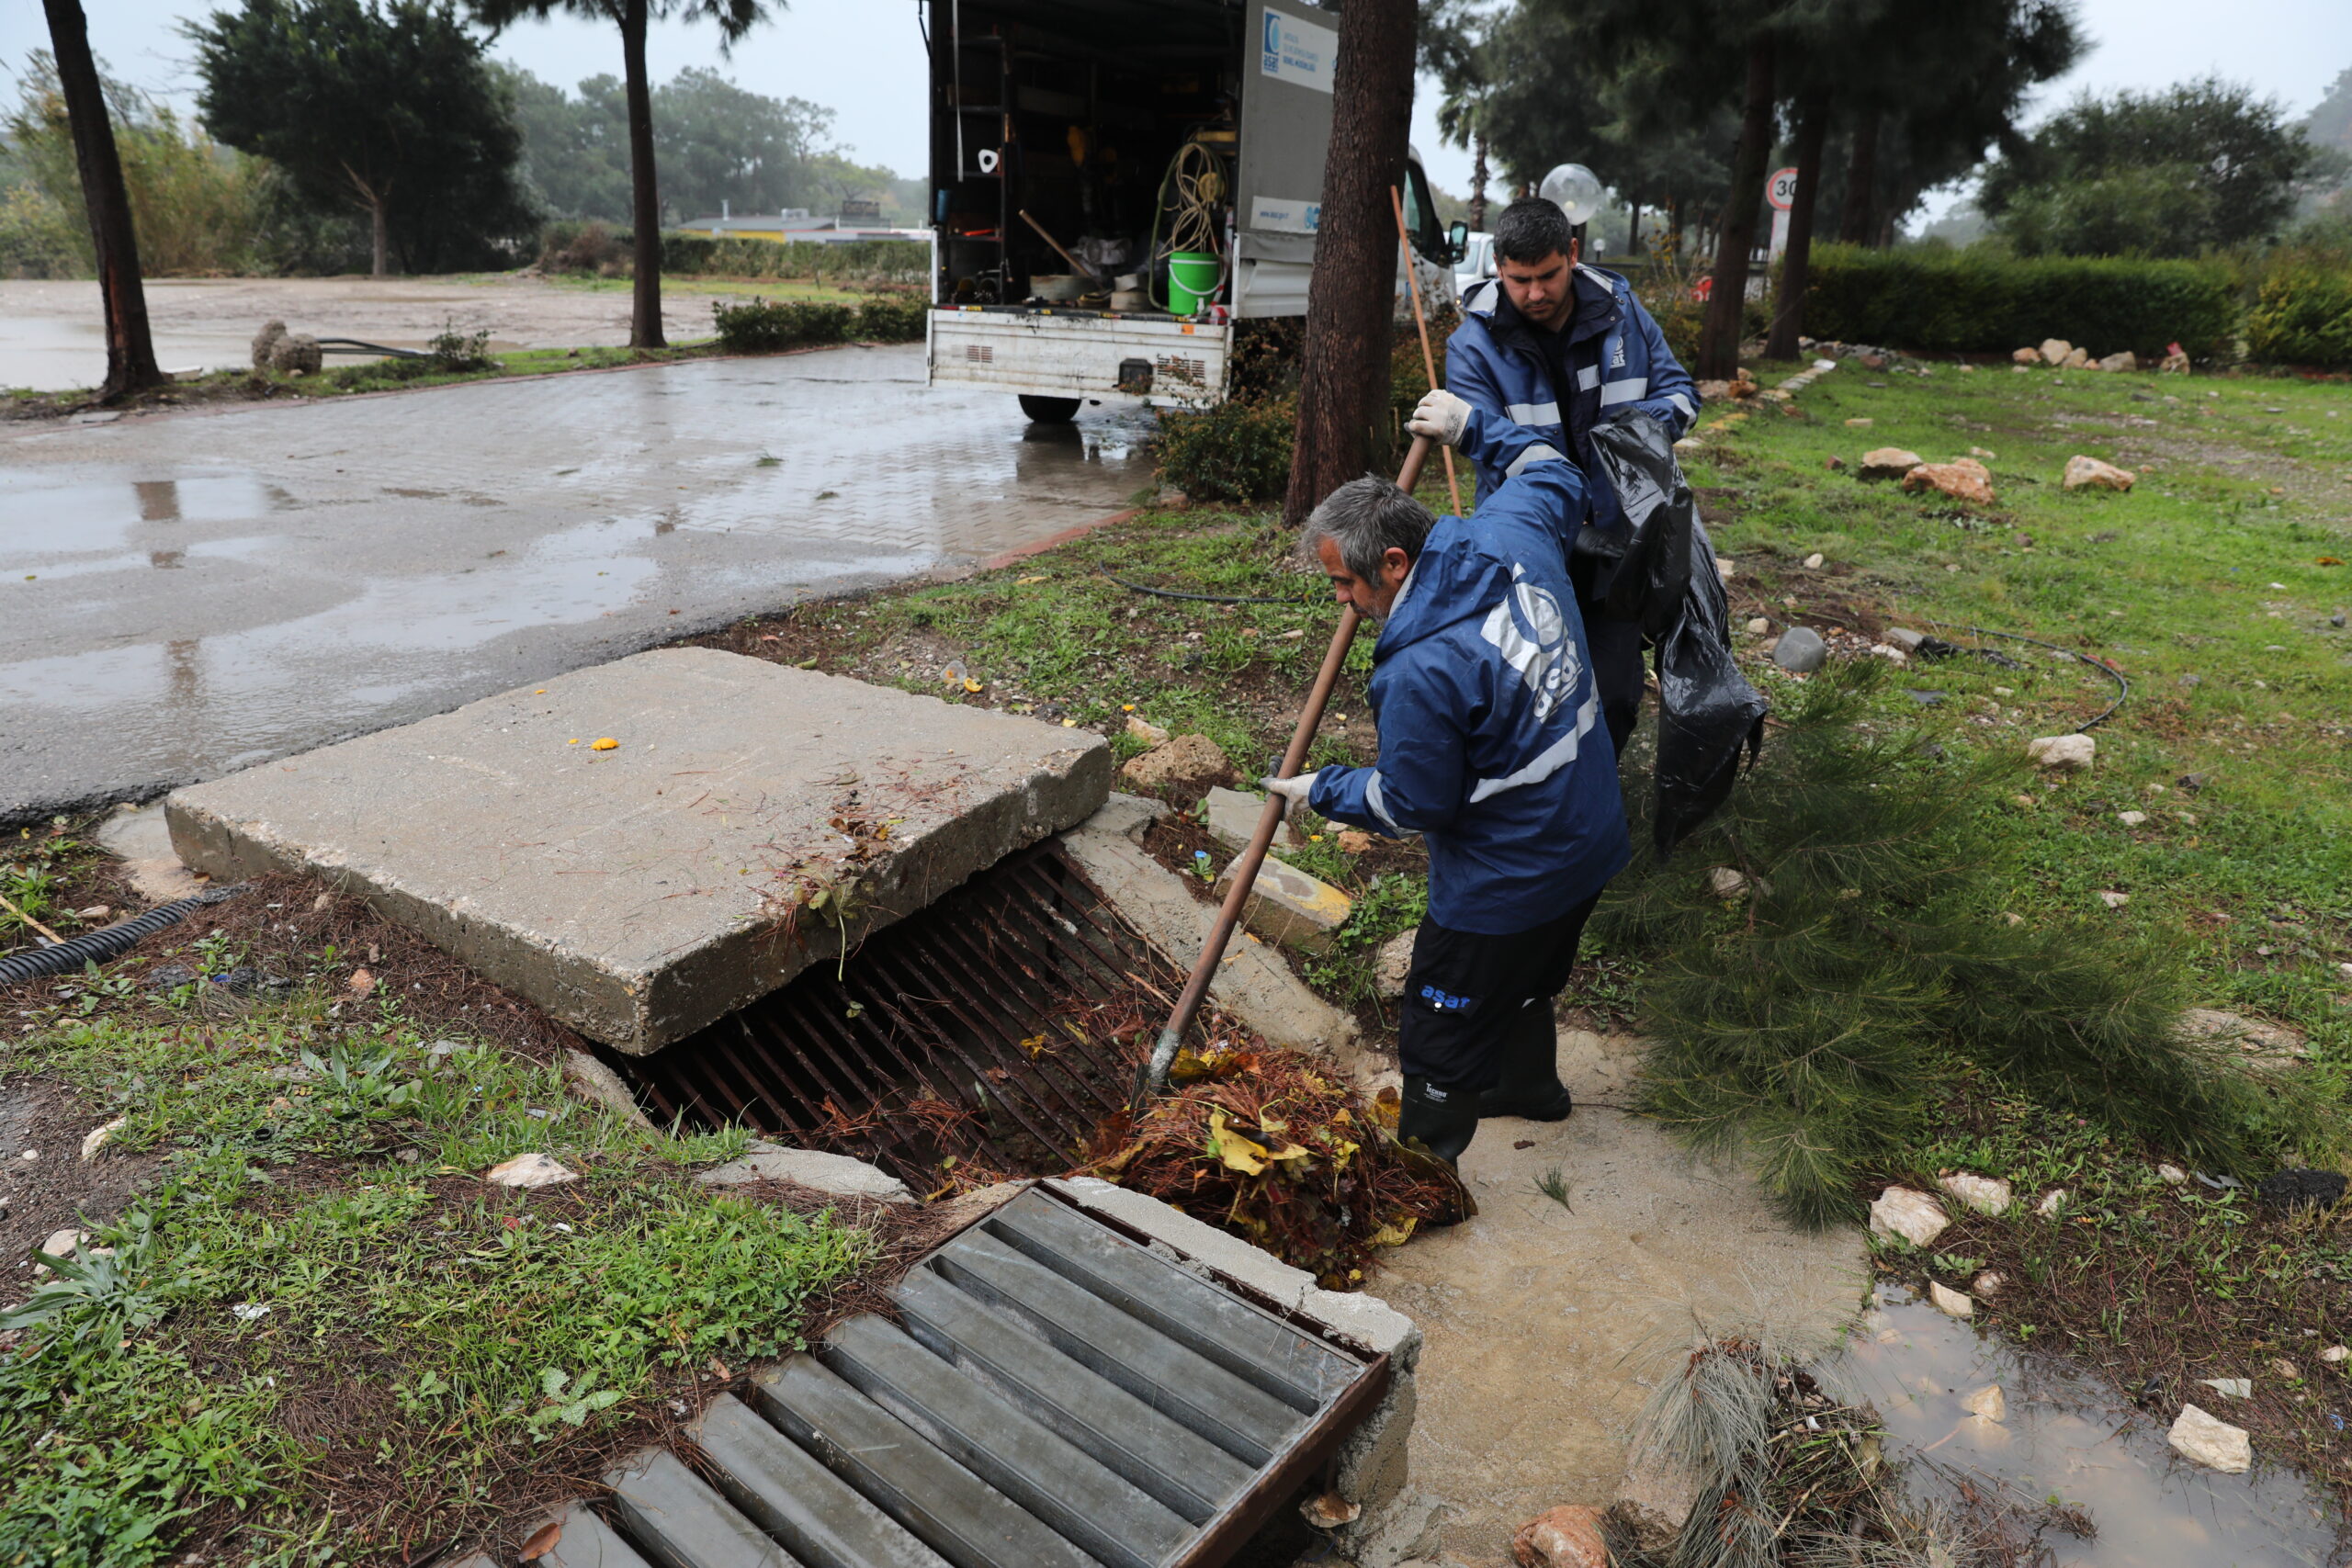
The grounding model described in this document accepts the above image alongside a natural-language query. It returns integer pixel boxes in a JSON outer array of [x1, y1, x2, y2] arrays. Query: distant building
[[671, 207, 924, 244]]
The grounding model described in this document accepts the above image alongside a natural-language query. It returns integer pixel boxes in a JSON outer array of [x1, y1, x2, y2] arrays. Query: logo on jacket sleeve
[[1479, 568, 1581, 720]]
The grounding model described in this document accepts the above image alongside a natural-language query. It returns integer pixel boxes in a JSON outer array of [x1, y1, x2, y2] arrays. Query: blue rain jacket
[[1447, 265, 1701, 531], [1306, 413, 1631, 935]]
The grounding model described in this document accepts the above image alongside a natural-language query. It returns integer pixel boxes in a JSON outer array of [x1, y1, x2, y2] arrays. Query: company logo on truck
[[1260, 6, 1336, 93]]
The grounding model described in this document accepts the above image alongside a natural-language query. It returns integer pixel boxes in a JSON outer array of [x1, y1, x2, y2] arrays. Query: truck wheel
[[1018, 395, 1081, 424]]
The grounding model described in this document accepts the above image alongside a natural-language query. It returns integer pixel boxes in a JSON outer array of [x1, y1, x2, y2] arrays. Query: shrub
[[1154, 393, 1298, 502], [710, 295, 924, 354], [2244, 259, 2352, 368], [539, 224, 930, 286], [1803, 243, 2238, 358]]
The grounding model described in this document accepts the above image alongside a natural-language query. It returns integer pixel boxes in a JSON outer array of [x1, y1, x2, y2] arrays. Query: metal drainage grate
[[497, 1185, 1388, 1568], [618, 841, 1183, 1187]]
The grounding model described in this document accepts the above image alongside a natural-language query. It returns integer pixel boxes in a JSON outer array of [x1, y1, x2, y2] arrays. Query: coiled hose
[[0, 882, 246, 987]]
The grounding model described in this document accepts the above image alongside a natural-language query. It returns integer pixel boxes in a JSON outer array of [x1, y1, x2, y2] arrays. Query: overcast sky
[[6, 0, 2348, 219]]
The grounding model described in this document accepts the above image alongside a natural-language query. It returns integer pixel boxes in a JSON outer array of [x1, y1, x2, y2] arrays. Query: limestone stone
[[78, 1117, 126, 1161], [1939, 1171, 2012, 1215], [1772, 626, 1827, 673], [2037, 1188, 2068, 1217], [95, 802, 207, 904], [1124, 714, 1170, 747], [2169, 1404, 2252, 1472], [486, 1151, 578, 1188], [2161, 347, 2191, 373], [2039, 338, 2072, 365], [695, 1140, 912, 1203], [2012, 346, 2041, 364], [1928, 1281, 1973, 1317], [1707, 867, 1749, 900], [1375, 929, 1417, 998], [31, 1227, 95, 1280], [251, 319, 288, 369], [2320, 1345, 2348, 1364], [2098, 350, 2138, 373], [1608, 1453, 1698, 1559], [1858, 446, 1925, 479], [2064, 455, 2136, 491], [2159, 1163, 2188, 1185], [1510, 1505, 1610, 1568], [1868, 1186, 1951, 1247], [1902, 457, 1995, 503], [561, 1048, 652, 1129], [1202, 784, 1294, 854], [1216, 855, 1352, 954], [1119, 732, 1231, 791], [1973, 1269, 2006, 1299], [267, 333, 323, 376], [165, 649, 1109, 1055], [1961, 1383, 2006, 1421], [2061, 346, 2090, 369], [2027, 733, 2096, 771]]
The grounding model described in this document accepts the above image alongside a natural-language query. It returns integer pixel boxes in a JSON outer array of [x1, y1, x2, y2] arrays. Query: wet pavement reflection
[[1844, 1288, 2336, 1565], [0, 345, 1154, 817]]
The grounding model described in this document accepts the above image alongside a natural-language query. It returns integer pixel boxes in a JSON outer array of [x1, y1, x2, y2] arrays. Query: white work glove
[[1407, 389, 1472, 447], [1259, 772, 1318, 807]]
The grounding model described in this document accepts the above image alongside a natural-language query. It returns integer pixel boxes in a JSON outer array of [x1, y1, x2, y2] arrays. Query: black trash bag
[[1583, 412, 1768, 850], [1577, 412, 1690, 639]]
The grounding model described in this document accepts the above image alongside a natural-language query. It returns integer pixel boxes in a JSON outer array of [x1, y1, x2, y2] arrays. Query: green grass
[[0, 1015, 872, 1566]]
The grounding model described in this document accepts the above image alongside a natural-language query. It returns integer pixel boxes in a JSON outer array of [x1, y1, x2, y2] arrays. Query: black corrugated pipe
[[0, 883, 246, 987]]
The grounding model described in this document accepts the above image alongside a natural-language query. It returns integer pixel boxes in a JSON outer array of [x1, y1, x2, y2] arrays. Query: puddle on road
[[1842, 1287, 2337, 1565]]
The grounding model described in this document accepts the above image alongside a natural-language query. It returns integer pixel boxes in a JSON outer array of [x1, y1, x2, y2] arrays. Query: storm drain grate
[[618, 841, 1186, 1187], [493, 1185, 1390, 1568]]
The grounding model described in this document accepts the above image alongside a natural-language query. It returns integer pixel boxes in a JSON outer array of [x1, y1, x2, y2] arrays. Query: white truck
[[921, 0, 1462, 422]]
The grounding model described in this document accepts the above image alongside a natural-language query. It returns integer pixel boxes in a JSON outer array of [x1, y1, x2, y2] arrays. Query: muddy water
[[1845, 1288, 2337, 1565], [0, 345, 1155, 818]]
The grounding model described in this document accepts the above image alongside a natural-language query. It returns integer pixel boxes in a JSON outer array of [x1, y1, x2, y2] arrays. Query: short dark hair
[[1493, 197, 1575, 266], [1301, 475, 1435, 583]]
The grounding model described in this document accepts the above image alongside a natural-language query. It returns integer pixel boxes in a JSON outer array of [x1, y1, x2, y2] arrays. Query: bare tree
[[41, 0, 162, 401], [1697, 36, 1773, 379], [1283, 0, 1419, 525]]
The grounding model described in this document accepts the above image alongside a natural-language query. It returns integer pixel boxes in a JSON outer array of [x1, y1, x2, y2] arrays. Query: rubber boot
[[1476, 1001, 1574, 1122], [1399, 1076, 1480, 1166]]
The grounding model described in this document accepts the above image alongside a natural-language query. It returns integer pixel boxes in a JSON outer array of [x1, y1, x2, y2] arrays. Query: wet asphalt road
[[1, 345, 1154, 823]]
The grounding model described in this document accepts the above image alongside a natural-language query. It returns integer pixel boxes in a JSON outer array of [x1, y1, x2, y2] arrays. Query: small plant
[[427, 320, 496, 372], [1535, 1165, 1574, 1210]]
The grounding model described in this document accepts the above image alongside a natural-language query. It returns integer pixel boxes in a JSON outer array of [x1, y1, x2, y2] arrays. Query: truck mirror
[[1447, 220, 1469, 263]]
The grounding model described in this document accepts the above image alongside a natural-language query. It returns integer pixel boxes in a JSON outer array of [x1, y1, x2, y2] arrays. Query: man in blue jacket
[[1447, 197, 1701, 751], [1261, 400, 1631, 1167]]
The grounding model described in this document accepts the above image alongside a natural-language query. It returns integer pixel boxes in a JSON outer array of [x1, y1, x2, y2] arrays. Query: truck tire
[[1018, 395, 1081, 424]]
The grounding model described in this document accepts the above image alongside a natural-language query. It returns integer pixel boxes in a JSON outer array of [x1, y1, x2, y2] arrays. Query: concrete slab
[[1214, 854, 1352, 954], [94, 803, 207, 905], [1200, 785, 1295, 853], [164, 648, 1109, 1054]]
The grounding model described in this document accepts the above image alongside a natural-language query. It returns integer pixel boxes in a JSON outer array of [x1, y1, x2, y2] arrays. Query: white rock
[[79, 1116, 126, 1162], [1804, 552, 1825, 569], [2099, 891, 2131, 909], [2200, 1377, 2252, 1400], [1973, 1269, 2006, 1300], [2118, 810, 2149, 827], [2158, 1163, 2188, 1186], [1715, 557, 1736, 584], [1374, 930, 1417, 998], [696, 1141, 912, 1204], [2319, 1345, 2348, 1364], [1939, 1172, 2013, 1216], [31, 1227, 108, 1280], [1961, 1383, 2006, 1421], [2036, 1188, 2068, 1217], [1707, 867, 1749, 900], [2027, 733, 2096, 772], [1869, 1187, 1951, 1247], [1125, 714, 1170, 748], [1929, 1281, 1973, 1318], [2169, 1404, 2251, 1472], [485, 1151, 580, 1189], [1745, 616, 1770, 635]]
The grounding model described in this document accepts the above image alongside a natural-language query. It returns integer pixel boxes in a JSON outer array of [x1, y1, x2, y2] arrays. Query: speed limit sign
[[1767, 167, 1800, 209]]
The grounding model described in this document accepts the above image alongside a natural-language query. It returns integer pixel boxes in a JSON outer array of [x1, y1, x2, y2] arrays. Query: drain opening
[[618, 840, 1189, 1188]]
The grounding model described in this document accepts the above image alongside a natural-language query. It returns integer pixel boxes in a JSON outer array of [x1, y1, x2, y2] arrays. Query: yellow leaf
[[591, 738, 618, 750], [1264, 1142, 1311, 1164], [1258, 1114, 1288, 1135], [1370, 1217, 1418, 1247], [1328, 1137, 1357, 1170], [1206, 1109, 1269, 1175]]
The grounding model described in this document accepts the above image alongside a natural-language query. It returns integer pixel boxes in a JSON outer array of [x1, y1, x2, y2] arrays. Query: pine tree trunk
[[1470, 130, 1488, 231], [1282, 0, 1416, 526], [1765, 88, 1829, 361], [621, 0, 666, 349], [43, 0, 161, 402], [1698, 36, 1775, 380], [1838, 104, 1879, 245], [370, 197, 390, 278], [1629, 199, 1643, 257]]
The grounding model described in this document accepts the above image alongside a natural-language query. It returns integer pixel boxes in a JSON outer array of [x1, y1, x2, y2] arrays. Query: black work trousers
[[1397, 894, 1601, 1091]]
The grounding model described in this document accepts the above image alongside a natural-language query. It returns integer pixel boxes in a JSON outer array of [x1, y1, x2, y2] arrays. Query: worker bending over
[[1262, 394, 1630, 1166]]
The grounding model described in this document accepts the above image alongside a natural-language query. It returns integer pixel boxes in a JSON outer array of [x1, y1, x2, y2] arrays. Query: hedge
[[710, 295, 927, 353], [2245, 261, 2352, 368], [538, 220, 929, 284], [1801, 243, 2237, 359]]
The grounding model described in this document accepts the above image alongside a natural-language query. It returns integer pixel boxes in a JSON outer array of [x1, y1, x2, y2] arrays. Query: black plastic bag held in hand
[[1586, 413, 1768, 850]]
